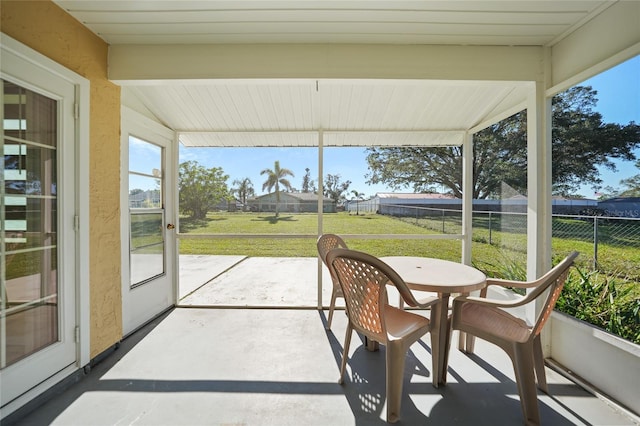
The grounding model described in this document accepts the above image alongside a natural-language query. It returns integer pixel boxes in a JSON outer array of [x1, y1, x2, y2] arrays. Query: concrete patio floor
[[5, 256, 638, 425], [179, 255, 337, 307]]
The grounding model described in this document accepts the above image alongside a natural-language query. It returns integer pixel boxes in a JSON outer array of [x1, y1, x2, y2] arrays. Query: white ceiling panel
[[324, 131, 465, 147], [129, 79, 530, 146], [53, 1, 616, 147], [179, 131, 318, 147], [55, 1, 611, 46], [178, 130, 464, 147]]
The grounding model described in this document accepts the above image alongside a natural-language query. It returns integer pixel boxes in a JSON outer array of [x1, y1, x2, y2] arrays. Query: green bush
[[556, 267, 640, 344]]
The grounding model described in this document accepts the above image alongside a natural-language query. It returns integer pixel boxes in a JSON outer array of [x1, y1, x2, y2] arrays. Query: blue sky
[[177, 56, 640, 199], [179, 145, 383, 197]]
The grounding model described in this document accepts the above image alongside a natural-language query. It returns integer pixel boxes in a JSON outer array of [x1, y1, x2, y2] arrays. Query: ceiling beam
[[109, 43, 543, 83]]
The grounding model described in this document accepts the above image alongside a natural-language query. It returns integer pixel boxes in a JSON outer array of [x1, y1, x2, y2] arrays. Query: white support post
[[461, 133, 473, 265], [527, 77, 554, 355], [171, 131, 180, 306], [526, 82, 553, 281], [317, 130, 324, 310]]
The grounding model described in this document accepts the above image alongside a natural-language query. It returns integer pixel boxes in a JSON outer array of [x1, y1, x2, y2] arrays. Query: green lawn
[[179, 211, 462, 259], [179, 210, 639, 296], [179, 211, 639, 279]]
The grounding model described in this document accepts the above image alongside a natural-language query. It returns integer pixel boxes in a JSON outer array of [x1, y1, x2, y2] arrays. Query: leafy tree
[[301, 167, 315, 193], [324, 174, 351, 206], [618, 177, 640, 197], [366, 86, 640, 199], [232, 177, 255, 209], [261, 160, 294, 217], [592, 160, 640, 199], [552, 87, 639, 196], [178, 161, 229, 219], [617, 160, 640, 197]]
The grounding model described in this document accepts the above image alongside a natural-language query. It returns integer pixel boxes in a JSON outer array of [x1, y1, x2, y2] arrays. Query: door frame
[[120, 107, 176, 336], [0, 34, 90, 416]]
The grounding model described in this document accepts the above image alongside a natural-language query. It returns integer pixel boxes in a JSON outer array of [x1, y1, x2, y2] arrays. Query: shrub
[[556, 267, 640, 344]]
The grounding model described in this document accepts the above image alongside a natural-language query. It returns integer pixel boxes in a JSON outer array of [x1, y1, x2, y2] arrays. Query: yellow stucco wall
[[1, 0, 123, 357]]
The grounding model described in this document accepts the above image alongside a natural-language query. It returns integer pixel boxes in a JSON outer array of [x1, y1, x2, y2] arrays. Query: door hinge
[[74, 215, 80, 232], [74, 103, 80, 120], [75, 326, 80, 343]]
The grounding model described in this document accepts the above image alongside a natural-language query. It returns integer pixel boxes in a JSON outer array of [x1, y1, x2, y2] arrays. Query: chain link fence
[[380, 203, 640, 281], [552, 214, 640, 280]]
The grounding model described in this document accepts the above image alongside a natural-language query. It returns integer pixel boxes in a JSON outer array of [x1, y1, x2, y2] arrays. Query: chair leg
[[457, 331, 476, 354], [512, 344, 541, 425], [457, 293, 473, 353], [533, 335, 548, 393], [365, 335, 380, 351], [327, 288, 339, 330], [385, 341, 407, 423], [338, 324, 353, 384], [465, 333, 476, 354], [430, 296, 451, 387]]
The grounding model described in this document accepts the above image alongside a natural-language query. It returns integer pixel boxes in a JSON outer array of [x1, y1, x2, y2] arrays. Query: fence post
[[593, 216, 598, 269], [489, 211, 493, 245]]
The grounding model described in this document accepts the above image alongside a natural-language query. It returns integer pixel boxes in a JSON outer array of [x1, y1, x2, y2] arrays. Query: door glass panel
[[130, 212, 164, 285], [129, 136, 164, 287], [2, 79, 59, 368]]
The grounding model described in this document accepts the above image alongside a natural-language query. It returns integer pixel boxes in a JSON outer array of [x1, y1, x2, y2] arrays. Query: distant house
[[213, 197, 243, 212], [346, 192, 458, 215], [598, 197, 640, 218], [248, 192, 336, 213], [551, 196, 598, 215]]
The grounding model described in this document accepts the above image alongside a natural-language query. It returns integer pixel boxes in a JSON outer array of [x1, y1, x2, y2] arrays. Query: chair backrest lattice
[[317, 234, 348, 263], [329, 253, 389, 341], [317, 234, 348, 279]]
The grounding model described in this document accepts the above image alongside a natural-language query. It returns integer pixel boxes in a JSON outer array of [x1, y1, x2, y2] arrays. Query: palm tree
[[351, 190, 365, 215], [232, 177, 255, 211], [260, 161, 295, 217]]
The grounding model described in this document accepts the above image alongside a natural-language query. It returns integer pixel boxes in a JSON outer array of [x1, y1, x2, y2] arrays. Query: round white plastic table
[[381, 256, 486, 387]]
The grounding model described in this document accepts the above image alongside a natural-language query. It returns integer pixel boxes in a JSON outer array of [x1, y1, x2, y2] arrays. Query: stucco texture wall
[[1, 1, 123, 357]]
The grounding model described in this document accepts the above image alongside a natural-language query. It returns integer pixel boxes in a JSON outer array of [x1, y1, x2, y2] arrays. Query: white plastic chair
[[450, 251, 579, 425], [327, 248, 438, 423]]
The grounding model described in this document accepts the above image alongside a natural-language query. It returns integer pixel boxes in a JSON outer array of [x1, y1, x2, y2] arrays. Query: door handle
[[166, 223, 175, 230]]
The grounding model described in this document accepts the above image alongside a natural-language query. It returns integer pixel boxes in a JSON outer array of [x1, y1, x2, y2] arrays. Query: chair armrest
[[485, 278, 541, 289], [411, 295, 439, 309], [478, 279, 515, 298], [386, 282, 439, 309]]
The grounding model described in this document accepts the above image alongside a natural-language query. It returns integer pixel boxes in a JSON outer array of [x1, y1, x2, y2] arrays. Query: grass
[[179, 211, 461, 258], [180, 211, 639, 276]]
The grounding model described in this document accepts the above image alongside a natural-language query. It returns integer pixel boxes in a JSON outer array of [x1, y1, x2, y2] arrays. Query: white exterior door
[[1, 40, 80, 409], [121, 108, 175, 336]]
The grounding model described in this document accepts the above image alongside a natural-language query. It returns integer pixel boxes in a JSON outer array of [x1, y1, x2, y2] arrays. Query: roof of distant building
[[250, 192, 332, 202], [375, 192, 456, 200], [552, 195, 597, 201], [599, 197, 640, 203]]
